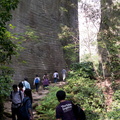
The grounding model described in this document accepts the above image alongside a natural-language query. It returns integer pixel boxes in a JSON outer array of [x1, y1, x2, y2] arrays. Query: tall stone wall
[[10, 0, 78, 86]]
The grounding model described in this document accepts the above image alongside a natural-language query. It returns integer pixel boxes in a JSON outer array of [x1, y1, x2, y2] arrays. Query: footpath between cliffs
[[4, 81, 67, 120]]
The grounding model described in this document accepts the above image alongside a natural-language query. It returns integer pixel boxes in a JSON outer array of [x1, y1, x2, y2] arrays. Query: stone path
[[4, 81, 67, 120]]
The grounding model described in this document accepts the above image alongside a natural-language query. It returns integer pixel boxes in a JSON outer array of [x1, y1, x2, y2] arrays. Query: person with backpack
[[10, 84, 24, 120], [33, 74, 40, 92], [56, 90, 86, 120], [53, 71, 59, 83], [19, 88, 33, 120], [55, 90, 76, 120]]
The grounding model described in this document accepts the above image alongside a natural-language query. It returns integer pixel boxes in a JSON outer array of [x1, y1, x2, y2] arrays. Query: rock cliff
[[10, 0, 78, 86]]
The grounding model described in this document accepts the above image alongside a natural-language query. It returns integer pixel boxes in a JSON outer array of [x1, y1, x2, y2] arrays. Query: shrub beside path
[[4, 79, 119, 119]]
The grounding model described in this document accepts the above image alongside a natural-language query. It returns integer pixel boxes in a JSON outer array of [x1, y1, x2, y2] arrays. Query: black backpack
[[72, 102, 86, 120]]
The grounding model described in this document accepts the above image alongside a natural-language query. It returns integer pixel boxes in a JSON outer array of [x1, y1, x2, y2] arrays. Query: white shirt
[[53, 72, 59, 78], [22, 81, 31, 89]]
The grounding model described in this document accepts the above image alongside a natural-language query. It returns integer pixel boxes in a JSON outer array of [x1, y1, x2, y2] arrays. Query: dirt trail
[[97, 78, 120, 111], [4, 79, 119, 119], [98, 79, 113, 103], [4, 81, 67, 120]]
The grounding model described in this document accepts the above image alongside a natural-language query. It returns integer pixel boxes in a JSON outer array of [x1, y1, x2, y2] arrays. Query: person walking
[[42, 73, 50, 90], [19, 88, 33, 120], [10, 84, 24, 120], [53, 71, 59, 83], [22, 78, 31, 90], [55, 90, 76, 120], [33, 75, 40, 92], [18, 82, 24, 92], [61, 69, 67, 81]]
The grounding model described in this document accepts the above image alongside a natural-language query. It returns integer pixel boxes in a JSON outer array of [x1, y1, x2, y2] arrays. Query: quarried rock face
[[10, 0, 70, 85]]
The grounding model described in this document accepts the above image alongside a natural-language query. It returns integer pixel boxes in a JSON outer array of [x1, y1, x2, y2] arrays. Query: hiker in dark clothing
[[42, 73, 50, 90], [18, 82, 24, 92], [10, 84, 24, 120], [19, 88, 33, 120], [33, 75, 40, 92], [55, 90, 76, 120]]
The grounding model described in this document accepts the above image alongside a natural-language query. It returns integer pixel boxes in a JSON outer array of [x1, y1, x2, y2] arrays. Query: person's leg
[[35, 83, 38, 92], [54, 78, 57, 83], [54, 78, 56, 83], [43, 85, 45, 90], [36, 83, 39, 92], [63, 73, 66, 81], [44, 85, 46, 90], [12, 107, 16, 120], [35, 83, 37, 91], [46, 85, 49, 89], [16, 107, 21, 120]]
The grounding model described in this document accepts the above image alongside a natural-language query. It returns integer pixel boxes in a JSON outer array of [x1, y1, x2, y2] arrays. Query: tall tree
[[98, 0, 120, 78], [0, 0, 19, 119]]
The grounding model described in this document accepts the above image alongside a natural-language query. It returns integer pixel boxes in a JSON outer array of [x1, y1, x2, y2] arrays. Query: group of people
[[10, 69, 68, 120], [33, 73, 50, 92], [10, 85, 79, 120], [33, 69, 67, 92], [17, 74, 49, 93], [10, 84, 33, 120], [10, 79, 85, 120], [53, 69, 67, 83]]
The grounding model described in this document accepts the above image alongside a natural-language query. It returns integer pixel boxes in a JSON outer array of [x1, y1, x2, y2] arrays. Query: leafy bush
[[107, 90, 120, 120], [70, 62, 96, 79], [0, 0, 19, 119], [36, 62, 119, 120], [36, 69, 106, 120], [36, 86, 60, 120], [0, 66, 14, 119], [64, 77, 105, 120]]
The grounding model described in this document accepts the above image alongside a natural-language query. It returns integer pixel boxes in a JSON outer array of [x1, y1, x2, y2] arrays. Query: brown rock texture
[[9, 0, 78, 86]]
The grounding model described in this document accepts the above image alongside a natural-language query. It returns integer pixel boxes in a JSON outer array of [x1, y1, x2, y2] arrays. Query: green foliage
[[36, 86, 60, 120], [59, 7, 68, 12], [0, 0, 19, 119], [37, 67, 106, 120], [16, 26, 40, 43], [0, 0, 19, 26], [58, 25, 79, 64], [64, 76, 105, 120], [0, 66, 14, 97], [37, 66, 120, 120], [70, 62, 96, 79], [107, 90, 120, 120], [0, 29, 17, 63], [0, 65, 14, 119], [98, 1, 120, 79], [63, 43, 78, 63], [0, 0, 19, 64], [9, 25, 40, 56]]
